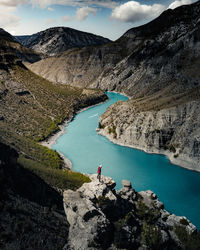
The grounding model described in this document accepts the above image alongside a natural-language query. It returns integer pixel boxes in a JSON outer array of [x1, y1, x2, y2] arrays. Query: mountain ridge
[[15, 26, 111, 56]]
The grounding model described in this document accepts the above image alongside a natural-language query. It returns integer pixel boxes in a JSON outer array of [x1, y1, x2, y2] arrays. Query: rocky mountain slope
[[15, 27, 111, 56], [28, 1, 200, 170], [63, 174, 200, 249]]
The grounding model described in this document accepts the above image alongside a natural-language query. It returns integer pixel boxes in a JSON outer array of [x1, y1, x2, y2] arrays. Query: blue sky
[[0, 0, 196, 40]]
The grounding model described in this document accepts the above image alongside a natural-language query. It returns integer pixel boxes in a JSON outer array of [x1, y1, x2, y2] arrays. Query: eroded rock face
[[99, 100, 200, 171], [63, 175, 197, 249]]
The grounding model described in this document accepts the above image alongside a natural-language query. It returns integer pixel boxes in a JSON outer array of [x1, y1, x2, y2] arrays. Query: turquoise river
[[52, 92, 200, 229]]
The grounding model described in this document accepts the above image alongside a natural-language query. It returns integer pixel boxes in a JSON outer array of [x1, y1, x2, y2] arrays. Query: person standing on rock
[[97, 165, 102, 181]]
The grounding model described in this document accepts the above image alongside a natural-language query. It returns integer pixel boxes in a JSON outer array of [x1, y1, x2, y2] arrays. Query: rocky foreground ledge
[[63, 175, 197, 250]]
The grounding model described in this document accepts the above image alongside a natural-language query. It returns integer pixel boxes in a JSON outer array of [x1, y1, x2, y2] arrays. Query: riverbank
[[40, 96, 110, 169], [98, 129, 200, 173]]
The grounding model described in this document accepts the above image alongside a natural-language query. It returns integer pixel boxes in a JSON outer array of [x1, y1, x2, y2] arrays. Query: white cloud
[[61, 15, 73, 22], [168, 0, 192, 9], [111, 1, 165, 23], [0, 0, 26, 7], [0, 11, 20, 28], [0, 2, 22, 29], [76, 6, 97, 21]]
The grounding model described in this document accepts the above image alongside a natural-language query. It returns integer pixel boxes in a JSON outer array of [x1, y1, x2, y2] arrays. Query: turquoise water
[[52, 92, 200, 229]]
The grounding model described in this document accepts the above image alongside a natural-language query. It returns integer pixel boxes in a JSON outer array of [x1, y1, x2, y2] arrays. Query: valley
[[0, 1, 200, 249]]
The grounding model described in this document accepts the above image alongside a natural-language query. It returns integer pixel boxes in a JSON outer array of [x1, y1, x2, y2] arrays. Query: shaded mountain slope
[[0, 142, 70, 250], [0, 28, 42, 64], [15, 26, 111, 56]]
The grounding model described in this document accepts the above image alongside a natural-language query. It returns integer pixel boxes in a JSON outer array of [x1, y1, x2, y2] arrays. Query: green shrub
[[96, 196, 110, 208], [141, 221, 162, 249], [108, 125, 117, 138], [136, 199, 160, 224]]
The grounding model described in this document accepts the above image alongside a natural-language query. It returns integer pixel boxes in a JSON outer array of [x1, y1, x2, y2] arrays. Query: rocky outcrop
[[15, 27, 111, 56], [63, 174, 198, 249]]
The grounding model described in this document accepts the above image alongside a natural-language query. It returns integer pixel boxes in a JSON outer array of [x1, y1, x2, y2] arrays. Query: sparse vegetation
[[175, 226, 200, 250], [108, 125, 117, 138], [96, 196, 110, 208], [141, 220, 162, 249], [136, 199, 161, 224]]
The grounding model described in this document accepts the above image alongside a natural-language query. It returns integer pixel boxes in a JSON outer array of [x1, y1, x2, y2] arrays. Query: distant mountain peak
[[15, 26, 111, 56]]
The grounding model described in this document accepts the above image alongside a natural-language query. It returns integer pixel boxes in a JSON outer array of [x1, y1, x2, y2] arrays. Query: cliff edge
[[63, 175, 199, 249]]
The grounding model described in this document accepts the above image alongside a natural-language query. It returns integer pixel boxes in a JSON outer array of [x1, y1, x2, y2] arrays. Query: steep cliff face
[[15, 27, 111, 56], [95, 1, 200, 96]]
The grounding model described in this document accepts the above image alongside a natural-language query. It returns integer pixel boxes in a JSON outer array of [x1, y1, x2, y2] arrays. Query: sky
[[0, 0, 197, 40]]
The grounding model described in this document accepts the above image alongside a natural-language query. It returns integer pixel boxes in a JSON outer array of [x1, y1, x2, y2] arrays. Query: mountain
[[15, 27, 111, 56], [28, 1, 200, 170]]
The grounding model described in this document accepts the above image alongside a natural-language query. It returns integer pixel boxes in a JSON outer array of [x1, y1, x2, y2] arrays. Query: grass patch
[[18, 155, 91, 190]]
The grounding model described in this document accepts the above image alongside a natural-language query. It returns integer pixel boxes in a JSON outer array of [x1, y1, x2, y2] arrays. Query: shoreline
[[40, 90, 199, 174], [98, 130, 200, 174], [106, 90, 131, 100], [40, 97, 110, 169]]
